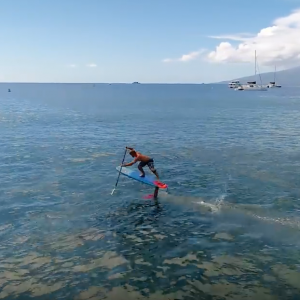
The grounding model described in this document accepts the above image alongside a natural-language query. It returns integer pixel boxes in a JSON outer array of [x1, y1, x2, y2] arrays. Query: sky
[[1, 0, 300, 83]]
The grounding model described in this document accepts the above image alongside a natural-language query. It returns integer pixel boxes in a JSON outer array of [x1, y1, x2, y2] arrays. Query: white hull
[[267, 84, 281, 88], [235, 85, 267, 91]]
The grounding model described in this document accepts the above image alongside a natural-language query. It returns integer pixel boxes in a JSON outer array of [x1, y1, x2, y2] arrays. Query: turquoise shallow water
[[1, 83, 300, 299]]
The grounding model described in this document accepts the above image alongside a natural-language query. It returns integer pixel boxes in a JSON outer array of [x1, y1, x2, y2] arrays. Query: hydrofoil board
[[116, 166, 168, 189]]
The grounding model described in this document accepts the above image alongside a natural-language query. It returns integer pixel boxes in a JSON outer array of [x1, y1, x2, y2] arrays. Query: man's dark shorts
[[138, 158, 156, 172]]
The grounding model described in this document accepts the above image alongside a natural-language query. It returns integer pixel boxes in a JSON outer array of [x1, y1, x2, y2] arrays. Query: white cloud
[[208, 33, 254, 42], [207, 8, 300, 68], [162, 49, 206, 63], [86, 63, 97, 67], [68, 64, 77, 68]]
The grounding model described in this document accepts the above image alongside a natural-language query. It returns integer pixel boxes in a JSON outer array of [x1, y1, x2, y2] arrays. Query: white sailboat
[[235, 50, 267, 91], [267, 66, 281, 88], [228, 80, 241, 88]]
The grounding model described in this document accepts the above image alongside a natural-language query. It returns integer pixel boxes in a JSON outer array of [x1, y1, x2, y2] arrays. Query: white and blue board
[[116, 166, 168, 190]]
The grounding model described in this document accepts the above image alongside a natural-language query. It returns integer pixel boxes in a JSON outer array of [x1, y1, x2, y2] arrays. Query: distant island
[[217, 65, 300, 86]]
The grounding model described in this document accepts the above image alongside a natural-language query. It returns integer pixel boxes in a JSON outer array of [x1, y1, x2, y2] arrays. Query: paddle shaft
[[111, 148, 127, 194]]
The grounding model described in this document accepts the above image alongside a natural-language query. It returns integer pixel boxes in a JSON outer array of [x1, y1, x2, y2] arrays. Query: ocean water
[[1, 83, 300, 299]]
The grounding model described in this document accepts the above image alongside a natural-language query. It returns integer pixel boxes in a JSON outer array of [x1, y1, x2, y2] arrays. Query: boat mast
[[255, 50, 256, 78], [255, 50, 264, 88], [274, 65, 276, 83]]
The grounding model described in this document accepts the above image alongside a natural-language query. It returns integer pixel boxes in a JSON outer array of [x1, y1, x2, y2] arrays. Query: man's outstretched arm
[[122, 158, 138, 167]]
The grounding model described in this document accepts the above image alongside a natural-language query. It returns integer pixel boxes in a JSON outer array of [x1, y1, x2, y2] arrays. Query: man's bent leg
[[147, 159, 159, 179], [152, 169, 159, 179]]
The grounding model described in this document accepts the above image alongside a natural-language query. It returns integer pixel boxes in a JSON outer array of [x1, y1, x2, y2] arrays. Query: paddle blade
[[111, 188, 115, 195]]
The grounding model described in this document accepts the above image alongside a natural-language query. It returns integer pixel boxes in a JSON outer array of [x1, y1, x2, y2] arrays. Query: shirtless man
[[121, 147, 159, 179]]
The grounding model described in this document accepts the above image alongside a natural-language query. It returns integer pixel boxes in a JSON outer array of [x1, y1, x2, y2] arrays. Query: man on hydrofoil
[[121, 147, 159, 179]]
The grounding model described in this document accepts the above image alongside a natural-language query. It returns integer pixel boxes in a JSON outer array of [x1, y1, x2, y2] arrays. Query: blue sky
[[0, 0, 299, 83]]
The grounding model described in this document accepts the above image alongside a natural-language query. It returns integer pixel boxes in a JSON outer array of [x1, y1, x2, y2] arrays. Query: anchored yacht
[[234, 51, 267, 91]]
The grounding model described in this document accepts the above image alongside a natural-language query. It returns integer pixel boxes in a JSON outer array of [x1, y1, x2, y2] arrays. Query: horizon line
[[0, 82, 215, 85]]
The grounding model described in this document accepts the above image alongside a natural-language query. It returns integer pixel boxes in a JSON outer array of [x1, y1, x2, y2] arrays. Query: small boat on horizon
[[228, 80, 240, 89], [267, 66, 281, 88]]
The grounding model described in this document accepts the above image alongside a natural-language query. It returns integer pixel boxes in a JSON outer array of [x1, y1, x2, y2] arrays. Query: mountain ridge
[[217, 66, 300, 86]]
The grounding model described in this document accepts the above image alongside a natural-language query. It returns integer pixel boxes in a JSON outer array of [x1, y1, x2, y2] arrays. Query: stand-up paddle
[[111, 148, 127, 195]]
